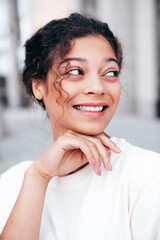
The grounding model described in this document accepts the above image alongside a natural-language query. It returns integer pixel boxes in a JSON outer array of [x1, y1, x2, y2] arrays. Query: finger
[[68, 131, 110, 172], [65, 131, 101, 175], [72, 130, 121, 155], [86, 140, 102, 175], [97, 133, 121, 154], [69, 137, 101, 176], [89, 138, 112, 172], [102, 151, 112, 171]]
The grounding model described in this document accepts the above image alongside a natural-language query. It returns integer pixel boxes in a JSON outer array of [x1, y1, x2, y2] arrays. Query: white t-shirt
[[0, 137, 160, 240]]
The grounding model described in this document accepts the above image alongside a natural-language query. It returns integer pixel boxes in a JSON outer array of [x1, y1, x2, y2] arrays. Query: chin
[[72, 125, 105, 136]]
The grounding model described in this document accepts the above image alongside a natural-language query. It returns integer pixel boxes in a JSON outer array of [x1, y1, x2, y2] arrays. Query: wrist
[[25, 162, 52, 186]]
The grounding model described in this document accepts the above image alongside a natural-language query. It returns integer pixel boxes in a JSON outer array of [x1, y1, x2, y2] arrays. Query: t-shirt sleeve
[[0, 161, 32, 233]]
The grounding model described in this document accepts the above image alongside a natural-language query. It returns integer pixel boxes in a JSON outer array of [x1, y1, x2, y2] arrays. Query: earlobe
[[32, 81, 44, 100]]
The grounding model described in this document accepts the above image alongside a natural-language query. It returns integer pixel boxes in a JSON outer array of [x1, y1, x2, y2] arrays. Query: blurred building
[[0, 0, 160, 118]]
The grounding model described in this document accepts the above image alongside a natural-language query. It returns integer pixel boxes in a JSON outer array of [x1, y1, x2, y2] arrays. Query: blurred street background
[[0, 0, 160, 174]]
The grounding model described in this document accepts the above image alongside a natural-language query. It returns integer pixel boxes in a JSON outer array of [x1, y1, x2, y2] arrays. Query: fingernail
[[108, 162, 112, 171], [116, 146, 121, 153], [98, 167, 101, 176], [92, 159, 96, 166]]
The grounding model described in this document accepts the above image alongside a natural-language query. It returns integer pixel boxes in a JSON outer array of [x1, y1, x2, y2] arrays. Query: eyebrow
[[59, 57, 118, 66], [59, 57, 87, 65], [104, 57, 119, 65]]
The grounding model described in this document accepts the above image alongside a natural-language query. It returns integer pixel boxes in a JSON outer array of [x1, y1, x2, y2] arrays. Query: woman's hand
[[32, 130, 121, 181], [0, 131, 121, 239]]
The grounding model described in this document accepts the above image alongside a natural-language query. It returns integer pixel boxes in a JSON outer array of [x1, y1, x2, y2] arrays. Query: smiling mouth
[[73, 105, 108, 112]]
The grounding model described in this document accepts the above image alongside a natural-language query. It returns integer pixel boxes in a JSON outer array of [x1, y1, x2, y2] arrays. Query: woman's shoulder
[[110, 136, 160, 194], [0, 161, 33, 192], [108, 137, 160, 213], [0, 161, 33, 179], [111, 136, 160, 168], [110, 137, 160, 237]]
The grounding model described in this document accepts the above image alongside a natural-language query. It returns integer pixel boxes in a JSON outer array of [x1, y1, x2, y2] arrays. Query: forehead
[[68, 35, 115, 57], [52, 35, 117, 71]]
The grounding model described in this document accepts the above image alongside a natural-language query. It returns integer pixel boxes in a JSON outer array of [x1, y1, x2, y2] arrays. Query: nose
[[83, 73, 105, 96]]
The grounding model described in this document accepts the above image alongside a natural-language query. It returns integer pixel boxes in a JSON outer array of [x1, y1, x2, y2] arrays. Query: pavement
[[0, 107, 160, 174]]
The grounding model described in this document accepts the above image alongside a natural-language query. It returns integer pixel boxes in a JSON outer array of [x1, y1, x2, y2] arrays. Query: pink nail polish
[[108, 163, 112, 171], [98, 168, 101, 176], [92, 159, 96, 166], [116, 146, 121, 153]]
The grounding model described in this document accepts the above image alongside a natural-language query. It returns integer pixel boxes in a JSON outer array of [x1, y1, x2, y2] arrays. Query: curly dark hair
[[22, 13, 123, 109]]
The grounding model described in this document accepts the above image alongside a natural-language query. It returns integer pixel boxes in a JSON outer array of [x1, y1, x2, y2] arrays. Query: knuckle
[[89, 141, 96, 148], [79, 139, 90, 149], [96, 138, 102, 145], [85, 150, 93, 160], [79, 138, 86, 144]]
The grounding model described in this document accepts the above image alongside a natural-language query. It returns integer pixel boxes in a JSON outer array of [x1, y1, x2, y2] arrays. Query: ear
[[32, 80, 45, 100]]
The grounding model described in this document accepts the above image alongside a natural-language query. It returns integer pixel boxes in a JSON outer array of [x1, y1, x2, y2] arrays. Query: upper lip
[[73, 102, 108, 107]]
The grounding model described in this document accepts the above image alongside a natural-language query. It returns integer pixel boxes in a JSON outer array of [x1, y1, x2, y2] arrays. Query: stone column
[[6, 0, 21, 108], [133, 0, 158, 117]]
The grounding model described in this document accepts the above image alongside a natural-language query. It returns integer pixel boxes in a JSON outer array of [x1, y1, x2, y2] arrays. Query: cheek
[[108, 81, 121, 103], [61, 82, 81, 104], [116, 83, 121, 101], [42, 87, 60, 114], [62, 81, 79, 94]]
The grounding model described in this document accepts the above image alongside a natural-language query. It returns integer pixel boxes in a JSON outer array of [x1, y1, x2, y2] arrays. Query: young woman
[[0, 13, 160, 240]]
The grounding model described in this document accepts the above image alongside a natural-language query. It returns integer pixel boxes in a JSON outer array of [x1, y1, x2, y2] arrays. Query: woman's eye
[[105, 71, 119, 77], [67, 69, 82, 75]]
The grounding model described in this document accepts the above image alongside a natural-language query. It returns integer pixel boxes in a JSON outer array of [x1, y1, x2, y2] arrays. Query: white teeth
[[75, 106, 104, 112]]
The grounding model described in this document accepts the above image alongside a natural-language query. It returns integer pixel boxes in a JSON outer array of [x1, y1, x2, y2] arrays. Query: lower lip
[[73, 108, 108, 118]]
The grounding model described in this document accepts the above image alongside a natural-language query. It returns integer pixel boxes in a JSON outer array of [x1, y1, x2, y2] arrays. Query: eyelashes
[[66, 69, 83, 75], [104, 71, 119, 77], [65, 68, 119, 78]]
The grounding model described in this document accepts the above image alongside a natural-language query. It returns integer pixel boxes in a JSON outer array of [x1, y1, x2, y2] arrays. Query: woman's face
[[34, 35, 121, 138]]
